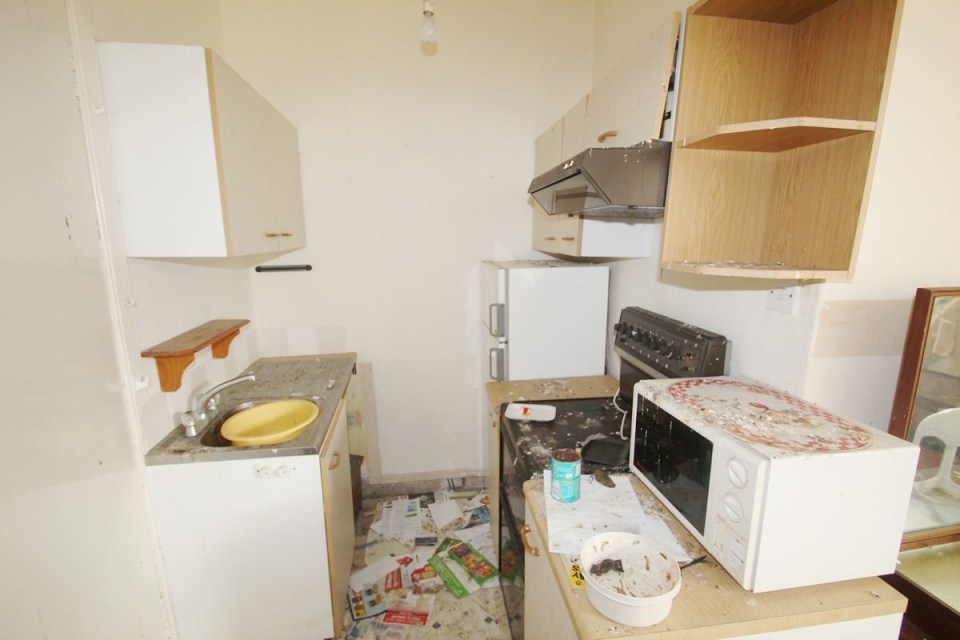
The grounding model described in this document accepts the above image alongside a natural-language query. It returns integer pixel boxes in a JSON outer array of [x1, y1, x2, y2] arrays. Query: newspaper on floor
[[370, 496, 421, 545], [428, 489, 464, 530]]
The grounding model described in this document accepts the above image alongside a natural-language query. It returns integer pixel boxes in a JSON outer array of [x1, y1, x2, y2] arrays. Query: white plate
[[505, 403, 556, 422]]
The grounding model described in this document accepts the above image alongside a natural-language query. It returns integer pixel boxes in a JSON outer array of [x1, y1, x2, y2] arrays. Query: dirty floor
[[341, 488, 511, 640]]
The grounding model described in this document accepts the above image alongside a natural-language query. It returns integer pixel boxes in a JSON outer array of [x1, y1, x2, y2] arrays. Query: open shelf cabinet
[[660, 0, 901, 280]]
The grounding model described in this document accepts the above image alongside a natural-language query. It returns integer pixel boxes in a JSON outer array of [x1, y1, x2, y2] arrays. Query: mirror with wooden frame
[[889, 287, 960, 549]]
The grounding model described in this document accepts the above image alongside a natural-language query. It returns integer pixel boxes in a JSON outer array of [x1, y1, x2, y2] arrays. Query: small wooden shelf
[[141, 319, 250, 391], [681, 117, 875, 152]]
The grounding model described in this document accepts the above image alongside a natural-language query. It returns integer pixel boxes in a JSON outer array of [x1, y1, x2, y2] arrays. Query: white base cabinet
[[146, 400, 352, 640], [523, 504, 578, 640]]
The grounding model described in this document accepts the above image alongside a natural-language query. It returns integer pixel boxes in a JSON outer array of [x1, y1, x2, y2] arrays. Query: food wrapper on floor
[[428, 537, 499, 598]]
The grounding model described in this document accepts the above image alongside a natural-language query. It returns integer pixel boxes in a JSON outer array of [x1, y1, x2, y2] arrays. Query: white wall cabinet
[[529, 14, 679, 259], [582, 14, 681, 150], [145, 399, 353, 640], [531, 122, 658, 259], [98, 42, 305, 258]]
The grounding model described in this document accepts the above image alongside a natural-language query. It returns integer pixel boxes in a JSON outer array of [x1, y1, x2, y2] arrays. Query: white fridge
[[481, 260, 609, 381]]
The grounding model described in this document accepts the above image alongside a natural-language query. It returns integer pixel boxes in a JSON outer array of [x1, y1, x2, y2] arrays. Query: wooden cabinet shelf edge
[[682, 116, 875, 153]]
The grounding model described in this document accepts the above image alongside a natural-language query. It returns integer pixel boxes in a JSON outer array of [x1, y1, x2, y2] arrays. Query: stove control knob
[[660, 341, 676, 358]]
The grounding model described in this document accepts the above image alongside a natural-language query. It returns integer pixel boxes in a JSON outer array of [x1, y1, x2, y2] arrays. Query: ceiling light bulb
[[421, 0, 437, 43]]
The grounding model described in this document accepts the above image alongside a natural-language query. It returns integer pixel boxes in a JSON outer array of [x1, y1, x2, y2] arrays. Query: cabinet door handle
[[543, 236, 557, 241], [560, 236, 576, 242], [280, 232, 293, 237], [520, 524, 540, 556], [597, 130, 619, 143], [328, 451, 341, 470], [264, 232, 280, 238]]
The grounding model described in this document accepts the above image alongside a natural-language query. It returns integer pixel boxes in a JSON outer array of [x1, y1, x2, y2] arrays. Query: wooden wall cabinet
[[661, 0, 901, 279], [529, 14, 679, 259], [98, 42, 306, 259]]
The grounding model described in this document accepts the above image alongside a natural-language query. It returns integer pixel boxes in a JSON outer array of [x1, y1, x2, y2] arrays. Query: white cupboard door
[[320, 399, 354, 640], [208, 51, 305, 256], [523, 505, 578, 640], [532, 121, 563, 253], [146, 456, 331, 640], [584, 13, 680, 148], [561, 96, 588, 160], [98, 43, 227, 257]]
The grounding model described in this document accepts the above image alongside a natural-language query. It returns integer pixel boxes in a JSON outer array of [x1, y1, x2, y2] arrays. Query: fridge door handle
[[488, 303, 505, 338], [488, 347, 505, 381]]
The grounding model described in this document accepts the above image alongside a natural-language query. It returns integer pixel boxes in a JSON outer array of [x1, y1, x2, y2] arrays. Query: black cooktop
[[500, 397, 631, 482]]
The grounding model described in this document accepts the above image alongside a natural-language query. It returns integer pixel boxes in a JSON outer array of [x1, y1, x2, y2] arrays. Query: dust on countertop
[[146, 352, 356, 465]]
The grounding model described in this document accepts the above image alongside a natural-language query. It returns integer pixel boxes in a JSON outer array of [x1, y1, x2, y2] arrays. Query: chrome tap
[[180, 373, 256, 437]]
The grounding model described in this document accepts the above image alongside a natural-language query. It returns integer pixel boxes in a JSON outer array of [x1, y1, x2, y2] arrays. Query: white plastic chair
[[913, 407, 960, 501]]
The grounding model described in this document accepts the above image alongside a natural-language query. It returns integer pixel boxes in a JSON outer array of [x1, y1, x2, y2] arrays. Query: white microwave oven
[[629, 376, 920, 593]]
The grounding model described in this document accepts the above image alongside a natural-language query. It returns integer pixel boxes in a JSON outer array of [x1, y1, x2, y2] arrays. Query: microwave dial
[[722, 493, 745, 523], [727, 457, 749, 489]]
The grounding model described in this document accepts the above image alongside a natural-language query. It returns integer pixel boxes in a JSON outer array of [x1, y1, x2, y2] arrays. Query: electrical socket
[[766, 286, 800, 314]]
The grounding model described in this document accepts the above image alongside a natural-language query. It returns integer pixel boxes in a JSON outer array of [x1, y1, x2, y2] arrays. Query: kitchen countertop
[[525, 477, 906, 638], [497, 375, 907, 639], [146, 353, 356, 465]]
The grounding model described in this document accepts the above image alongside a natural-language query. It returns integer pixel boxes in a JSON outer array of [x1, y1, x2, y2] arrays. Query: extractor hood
[[528, 139, 671, 218]]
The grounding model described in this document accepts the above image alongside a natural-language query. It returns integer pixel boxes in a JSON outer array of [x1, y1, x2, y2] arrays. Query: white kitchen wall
[[1, 0, 170, 636], [804, 0, 960, 428], [123, 258, 259, 449], [218, 0, 597, 481]]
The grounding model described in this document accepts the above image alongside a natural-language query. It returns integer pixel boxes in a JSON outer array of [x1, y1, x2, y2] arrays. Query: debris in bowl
[[590, 558, 624, 576], [591, 548, 677, 598]]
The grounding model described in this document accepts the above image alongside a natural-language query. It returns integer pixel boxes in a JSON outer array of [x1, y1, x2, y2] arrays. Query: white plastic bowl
[[579, 532, 681, 627]]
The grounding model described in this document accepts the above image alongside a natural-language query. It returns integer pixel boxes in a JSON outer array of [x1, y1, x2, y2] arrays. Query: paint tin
[[550, 448, 581, 503]]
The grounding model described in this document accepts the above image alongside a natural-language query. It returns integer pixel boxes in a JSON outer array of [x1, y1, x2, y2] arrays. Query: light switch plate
[[766, 286, 800, 314]]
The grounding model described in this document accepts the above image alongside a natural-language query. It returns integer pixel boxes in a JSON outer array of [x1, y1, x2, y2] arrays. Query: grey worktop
[[145, 352, 356, 465]]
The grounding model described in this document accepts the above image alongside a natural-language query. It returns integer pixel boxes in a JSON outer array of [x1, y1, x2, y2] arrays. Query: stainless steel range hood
[[528, 139, 671, 218]]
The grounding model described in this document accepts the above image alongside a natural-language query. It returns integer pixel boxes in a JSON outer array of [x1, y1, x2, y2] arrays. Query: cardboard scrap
[[382, 593, 434, 626]]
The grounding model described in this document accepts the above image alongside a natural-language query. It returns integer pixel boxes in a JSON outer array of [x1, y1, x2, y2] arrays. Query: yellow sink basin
[[220, 399, 319, 447]]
